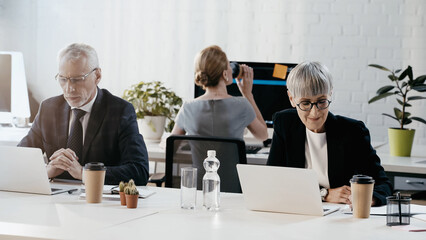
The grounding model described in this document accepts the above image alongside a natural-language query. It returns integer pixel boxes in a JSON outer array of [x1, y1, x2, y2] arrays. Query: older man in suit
[[19, 43, 149, 185]]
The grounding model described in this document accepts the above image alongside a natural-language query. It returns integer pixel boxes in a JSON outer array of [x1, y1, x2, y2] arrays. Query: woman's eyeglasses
[[296, 99, 331, 111]]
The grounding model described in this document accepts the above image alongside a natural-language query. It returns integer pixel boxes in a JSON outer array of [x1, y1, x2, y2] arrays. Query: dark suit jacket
[[267, 109, 392, 206], [18, 88, 149, 185]]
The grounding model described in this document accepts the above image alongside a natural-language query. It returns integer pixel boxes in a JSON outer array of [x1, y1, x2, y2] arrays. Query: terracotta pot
[[119, 192, 126, 206], [125, 194, 139, 208]]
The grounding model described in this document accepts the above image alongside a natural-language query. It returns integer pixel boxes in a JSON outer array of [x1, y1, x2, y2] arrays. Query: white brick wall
[[0, 0, 425, 144]]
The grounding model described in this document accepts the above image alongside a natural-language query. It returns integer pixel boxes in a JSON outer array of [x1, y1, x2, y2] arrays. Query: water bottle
[[203, 150, 220, 211]]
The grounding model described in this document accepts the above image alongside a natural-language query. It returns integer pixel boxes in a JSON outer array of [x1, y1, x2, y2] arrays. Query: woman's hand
[[235, 64, 254, 98], [325, 185, 352, 204]]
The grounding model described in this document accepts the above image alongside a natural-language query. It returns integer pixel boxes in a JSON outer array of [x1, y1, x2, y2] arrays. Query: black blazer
[[18, 88, 149, 185], [267, 109, 392, 206]]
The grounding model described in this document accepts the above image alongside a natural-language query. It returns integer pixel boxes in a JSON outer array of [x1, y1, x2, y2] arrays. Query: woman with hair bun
[[171, 45, 268, 141]]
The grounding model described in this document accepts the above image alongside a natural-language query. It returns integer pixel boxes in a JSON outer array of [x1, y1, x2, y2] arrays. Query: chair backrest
[[165, 135, 247, 193]]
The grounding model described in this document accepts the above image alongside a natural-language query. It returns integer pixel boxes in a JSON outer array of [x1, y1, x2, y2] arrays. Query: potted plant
[[119, 181, 128, 206], [123, 81, 183, 142], [124, 179, 139, 209], [368, 64, 426, 156]]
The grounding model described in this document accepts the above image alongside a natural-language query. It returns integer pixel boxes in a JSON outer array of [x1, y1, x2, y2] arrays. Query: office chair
[[165, 135, 247, 193]]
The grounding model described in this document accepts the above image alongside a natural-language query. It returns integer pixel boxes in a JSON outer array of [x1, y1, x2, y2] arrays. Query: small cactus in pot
[[124, 179, 139, 208], [119, 181, 128, 206]]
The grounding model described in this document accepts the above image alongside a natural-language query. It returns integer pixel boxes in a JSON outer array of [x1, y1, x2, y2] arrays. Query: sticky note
[[273, 64, 288, 79]]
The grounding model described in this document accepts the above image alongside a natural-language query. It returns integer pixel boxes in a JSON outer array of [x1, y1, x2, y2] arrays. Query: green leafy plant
[[368, 64, 426, 129], [123, 81, 183, 132]]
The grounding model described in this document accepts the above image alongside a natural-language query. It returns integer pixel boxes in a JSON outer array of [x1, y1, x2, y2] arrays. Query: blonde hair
[[287, 61, 333, 98], [194, 45, 228, 89], [58, 43, 99, 70]]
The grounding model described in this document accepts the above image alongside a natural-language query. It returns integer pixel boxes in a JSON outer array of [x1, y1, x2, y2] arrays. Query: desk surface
[[0, 126, 29, 146], [146, 141, 426, 175], [1, 185, 426, 240], [1, 127, 426, 175]]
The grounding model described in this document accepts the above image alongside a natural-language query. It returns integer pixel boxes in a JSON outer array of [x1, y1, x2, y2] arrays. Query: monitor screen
[[0, 54, 12, 112], [194, 61, 297, 127]]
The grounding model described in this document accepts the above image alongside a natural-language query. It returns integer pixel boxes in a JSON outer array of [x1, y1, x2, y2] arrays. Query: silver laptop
[[0, 146, 77, 195], [237, 164, 340, 216]]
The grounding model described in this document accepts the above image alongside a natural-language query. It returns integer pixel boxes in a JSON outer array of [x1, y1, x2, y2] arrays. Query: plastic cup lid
[[350, 174, 375, 184], [84, 162, 106, 171]]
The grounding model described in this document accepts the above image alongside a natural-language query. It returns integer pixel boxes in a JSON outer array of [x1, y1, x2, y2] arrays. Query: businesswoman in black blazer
[[267, 61, 392, 206]]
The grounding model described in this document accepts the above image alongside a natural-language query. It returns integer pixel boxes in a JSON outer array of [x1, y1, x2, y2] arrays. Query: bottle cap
[[207, 150, 216, 157]]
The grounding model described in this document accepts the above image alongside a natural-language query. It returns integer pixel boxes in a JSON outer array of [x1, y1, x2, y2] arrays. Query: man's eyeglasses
[[296, 99, 331, 111], [55, 68, 98, 85]]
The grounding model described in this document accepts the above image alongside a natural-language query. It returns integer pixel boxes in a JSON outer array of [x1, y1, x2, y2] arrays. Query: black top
[[267, 109, 393, 206]]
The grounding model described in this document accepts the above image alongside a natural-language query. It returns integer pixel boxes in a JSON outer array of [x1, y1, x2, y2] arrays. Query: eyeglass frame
[[55, 68, 98, 85], [295, 99, 332, 111]]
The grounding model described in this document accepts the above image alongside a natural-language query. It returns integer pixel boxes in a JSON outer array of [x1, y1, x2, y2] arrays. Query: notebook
[[0, 146, 78, 195], [237, 164, 340, 216], [79, 185, 156, 200]]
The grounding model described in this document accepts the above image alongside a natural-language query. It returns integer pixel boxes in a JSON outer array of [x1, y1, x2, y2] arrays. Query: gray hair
[[58, 43, 99, 70], [286, 61, 333, 98]]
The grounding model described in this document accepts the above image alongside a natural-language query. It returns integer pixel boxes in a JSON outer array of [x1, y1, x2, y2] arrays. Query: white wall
[[1, 0, 425, 144]]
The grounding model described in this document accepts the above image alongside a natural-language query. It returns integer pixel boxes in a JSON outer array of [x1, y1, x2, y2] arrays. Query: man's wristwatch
[[320, 187, 328, 201]]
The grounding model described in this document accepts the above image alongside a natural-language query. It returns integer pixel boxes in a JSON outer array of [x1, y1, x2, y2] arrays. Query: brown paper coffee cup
[[83, 162, 106, 203], [350, 175, 375, 218]]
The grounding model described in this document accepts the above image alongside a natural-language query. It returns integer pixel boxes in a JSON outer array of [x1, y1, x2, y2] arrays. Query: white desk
[[145, 141, 269, 165], [0, 126, 29, 146], [2, 127, 425, 176], [375, 144, 426, 175], [1, 186, 426, 240], [146, 141, 426, 175]]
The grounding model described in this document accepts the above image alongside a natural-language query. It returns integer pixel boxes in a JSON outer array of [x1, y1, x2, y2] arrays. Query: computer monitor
[[194, 61, 297, 127], [0, 51, 30, 125]]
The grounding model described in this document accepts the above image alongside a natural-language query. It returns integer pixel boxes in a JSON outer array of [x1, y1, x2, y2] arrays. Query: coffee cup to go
[[350, 175, 375, 218], [83, 162, 106, 203]]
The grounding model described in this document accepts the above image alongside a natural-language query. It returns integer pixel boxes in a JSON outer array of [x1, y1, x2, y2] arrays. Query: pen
[[396, 192, 402, 224], [110, 185, 119, 194]]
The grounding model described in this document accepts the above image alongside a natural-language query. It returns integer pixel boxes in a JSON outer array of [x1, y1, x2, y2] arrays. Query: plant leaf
[[382, 113, 399, 122], [411, 117, 426, 125], [368, 64, 391, 72], [402, 118, 412, 125], [397, 99, 412, 107], [376, 85, 394, 94], [388, 74, 398, 81], [414, 75, 426, 84], [395, 69, 402, 73], [407, 66, 413, 81], [398, 66, 413, 81], [368, 92, 394, 104], [407, 96, 426, 101], [412, 84, 426, 92], [394, 108, 403, 119]]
